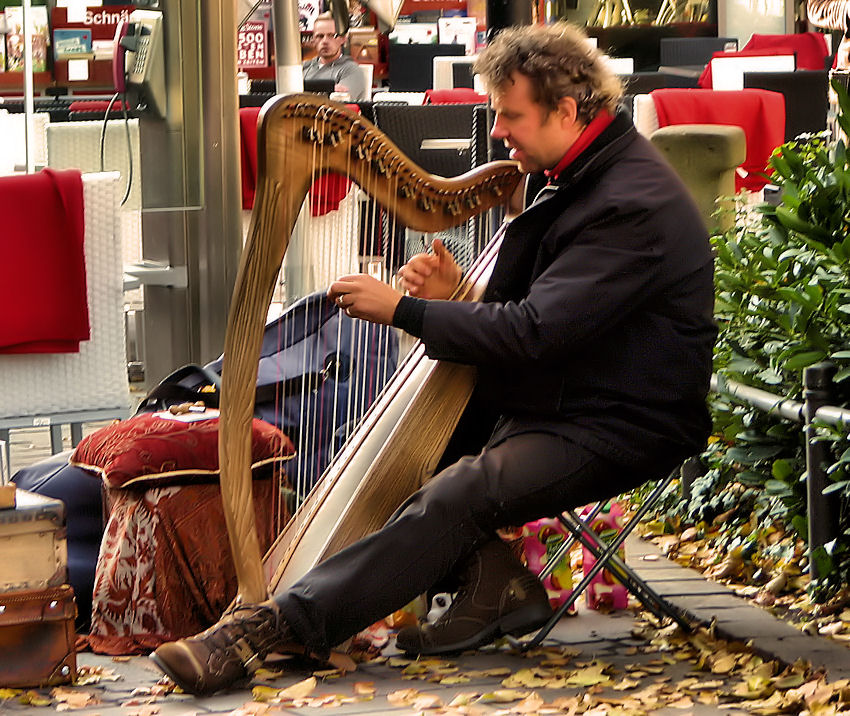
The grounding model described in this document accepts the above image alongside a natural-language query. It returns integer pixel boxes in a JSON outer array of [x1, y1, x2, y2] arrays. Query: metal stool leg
[[558, 509, 691, 631], [519, 469, 690, 650]]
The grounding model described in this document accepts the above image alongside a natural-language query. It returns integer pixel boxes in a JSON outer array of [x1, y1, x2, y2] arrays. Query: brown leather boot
[[395, 539, 552, 656], [150, 601, 300, 696]]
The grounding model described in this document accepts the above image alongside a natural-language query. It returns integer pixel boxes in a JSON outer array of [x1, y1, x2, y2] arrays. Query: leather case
[[0, 584, 77, 687]]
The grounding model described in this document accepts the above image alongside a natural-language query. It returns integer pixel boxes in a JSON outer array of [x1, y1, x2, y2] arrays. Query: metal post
[[272, 0, 304, 93], [679, 455, 702, 502], [804, 361, 841, 578]]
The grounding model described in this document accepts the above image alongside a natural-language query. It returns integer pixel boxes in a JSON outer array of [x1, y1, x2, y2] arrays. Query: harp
[[220, 94, 522, 604]]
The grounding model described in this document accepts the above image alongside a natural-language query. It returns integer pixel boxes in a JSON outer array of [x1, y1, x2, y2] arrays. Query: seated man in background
[[152, 21, 716, 697], [303, 12, 367, 101]]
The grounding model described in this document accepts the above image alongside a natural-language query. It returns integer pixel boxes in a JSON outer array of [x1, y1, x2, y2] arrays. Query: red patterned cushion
[[70, 409, 293, 488]]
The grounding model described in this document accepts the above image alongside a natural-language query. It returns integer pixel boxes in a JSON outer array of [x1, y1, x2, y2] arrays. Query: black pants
[[274, 428, 683, 656]]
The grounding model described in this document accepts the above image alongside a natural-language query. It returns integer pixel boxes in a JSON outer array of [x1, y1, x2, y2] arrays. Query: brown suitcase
[[0, 584, 77, 687], [0, 489, 67, 593]]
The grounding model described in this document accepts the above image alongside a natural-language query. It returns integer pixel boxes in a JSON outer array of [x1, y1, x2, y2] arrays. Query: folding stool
[[520, 467, 692, 649]]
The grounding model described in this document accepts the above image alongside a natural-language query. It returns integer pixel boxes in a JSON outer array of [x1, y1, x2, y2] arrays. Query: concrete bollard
[[650, 124, 746, 232]]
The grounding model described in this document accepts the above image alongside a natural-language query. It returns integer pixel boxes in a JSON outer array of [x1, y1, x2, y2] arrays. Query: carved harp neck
[[219, 94, 522, 604]]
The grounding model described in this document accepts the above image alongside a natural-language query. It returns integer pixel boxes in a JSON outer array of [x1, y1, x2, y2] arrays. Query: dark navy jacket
[[394, 111, 717, 467]]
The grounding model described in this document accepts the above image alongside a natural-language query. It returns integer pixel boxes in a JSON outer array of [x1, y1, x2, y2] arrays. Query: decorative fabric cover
[[424, 88, 488, 104], [650, 88, 786, 192], [70, 409, 292, 488], [698, 34, 829, 88], [743, 32, 830, 70], [0, 168, 90, 354], [87, 477, 287, 654], [239, 105, 356, 214]]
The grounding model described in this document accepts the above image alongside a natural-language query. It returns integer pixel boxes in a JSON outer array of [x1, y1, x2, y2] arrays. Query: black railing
[[711, 362, 849, 579]]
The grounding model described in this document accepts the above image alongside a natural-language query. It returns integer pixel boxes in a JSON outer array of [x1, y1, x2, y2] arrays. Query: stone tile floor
[[4, 423, 850, 714]]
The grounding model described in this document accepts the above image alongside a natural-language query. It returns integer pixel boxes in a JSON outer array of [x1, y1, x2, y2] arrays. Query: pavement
[[4, 424, 850, 715]]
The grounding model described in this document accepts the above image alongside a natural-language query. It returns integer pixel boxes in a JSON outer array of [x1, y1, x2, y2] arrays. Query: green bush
[[646, 80, 850, 601]]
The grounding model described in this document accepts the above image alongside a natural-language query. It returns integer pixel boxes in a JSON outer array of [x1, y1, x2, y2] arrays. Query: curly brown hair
[[473, 23, 623, 123]]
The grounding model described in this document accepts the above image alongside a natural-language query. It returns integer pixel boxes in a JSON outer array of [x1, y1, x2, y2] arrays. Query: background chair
[[372, 102, 485, 271], [0, 172, 130, 461], [659, 36, 738, 69], [743, 69, 829, 140], [709, 53, 796, 90], [359, 63, 374, 101], [387, 43, 465, 91], [634, 88, 785, 193]]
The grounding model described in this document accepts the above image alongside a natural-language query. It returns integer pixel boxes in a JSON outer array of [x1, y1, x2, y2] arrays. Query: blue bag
[[205, 290, 399, 490]]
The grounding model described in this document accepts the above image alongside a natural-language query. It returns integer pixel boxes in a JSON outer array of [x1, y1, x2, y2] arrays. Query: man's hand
[[396, 239, 462, 300], [328, 274, 403, 325]]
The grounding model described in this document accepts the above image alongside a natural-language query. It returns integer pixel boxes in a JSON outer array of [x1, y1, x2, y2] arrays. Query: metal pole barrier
[[804, 361, 841, 578]]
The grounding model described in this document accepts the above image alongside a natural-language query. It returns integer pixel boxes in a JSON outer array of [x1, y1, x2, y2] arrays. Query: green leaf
[[772, 459, 795, 481], [792, 514, 809, 539], [783, 350, 827, 371], [765, 479, 796, 496], [810, 545, 835, 579], [823, 480, 850, 495]]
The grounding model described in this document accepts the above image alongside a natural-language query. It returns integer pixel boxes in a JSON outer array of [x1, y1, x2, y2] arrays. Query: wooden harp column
[[219, 94, 521, 604]]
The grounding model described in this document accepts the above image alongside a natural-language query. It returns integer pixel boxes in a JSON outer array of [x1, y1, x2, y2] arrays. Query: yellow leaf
[[402, 663, 430, 675], [353, 681, 375, 695], [502, 668, 552, 689], [479, 688, 531, 703], [774, 673, 806, 690], [667, 695, 694, 709], [312, 668, 343, 679], [17, 690, 52, 707], [251, 685, 282, 702], [387, 656, 414, 667], [447, 691, 481, 707], [612, 678, 640, 691], [710, 653, 737, 674], [439, 675, 471, 685]]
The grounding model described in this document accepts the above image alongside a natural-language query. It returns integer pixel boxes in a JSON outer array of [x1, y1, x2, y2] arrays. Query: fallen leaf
[[710, 653, 737, 675], [228, 702, 269, 716], [612, 678, 640, 691], [51, 687, 99, 710], [353, 681, 375, 696], [448, 691, 481, 707], [666, 695, 694, 709], [478, 689, 531, 703], [387, 688, 421, 706], [412, 693, 443, 709], [277, 676, 317, 700], [17, 691, 52, 707], [512, 692, 545, 713]]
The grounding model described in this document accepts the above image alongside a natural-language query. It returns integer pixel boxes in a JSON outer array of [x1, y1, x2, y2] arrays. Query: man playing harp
[[152, 21, 716, 696]]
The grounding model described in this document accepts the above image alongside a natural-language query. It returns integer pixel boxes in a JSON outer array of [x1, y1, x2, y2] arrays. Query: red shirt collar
[[545, 110, 614, 181]]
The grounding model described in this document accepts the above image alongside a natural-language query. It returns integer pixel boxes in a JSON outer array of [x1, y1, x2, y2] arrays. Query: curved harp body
[[218, 94, 521, 603]]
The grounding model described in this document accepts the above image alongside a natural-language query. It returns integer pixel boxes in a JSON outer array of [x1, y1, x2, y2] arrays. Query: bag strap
[[136, 364, 222, 414]]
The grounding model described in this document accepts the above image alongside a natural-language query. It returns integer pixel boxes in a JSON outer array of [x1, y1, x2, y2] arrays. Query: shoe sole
[[400, 602, 554, 656], [149, 651, 218, 697]]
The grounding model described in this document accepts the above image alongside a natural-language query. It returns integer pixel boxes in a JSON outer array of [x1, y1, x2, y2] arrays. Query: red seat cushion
[[70, 409, 293, 488]]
